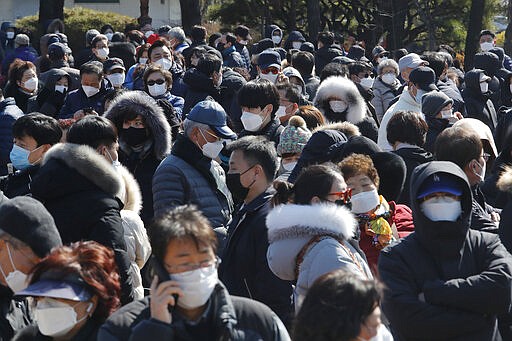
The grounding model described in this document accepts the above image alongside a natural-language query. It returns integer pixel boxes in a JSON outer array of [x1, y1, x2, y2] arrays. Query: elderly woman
[[371, 58, 401, 122]]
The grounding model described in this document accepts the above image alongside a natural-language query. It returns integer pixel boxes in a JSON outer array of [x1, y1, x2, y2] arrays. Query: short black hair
[[238, 79, 280, 117], [197, 53, 222, 77], [317, 31, 334, 46], [148, 39, 170, 60], [150, 205, 217, 262], [320, 62, 348, 81], [480, 29, 495, 38], [421, 52, 446, 78], [66, 115, 118, 149], [80, 61, 103, 78], [225, 33, 237, 45], [191, 25, 207, 42], [276, 82, 300, 104], [291, 51, 315, 76], [12, 113, 62, 146], [386, 111, 428, 147], [435, 127, 482, 169], [227, 136, 279, 181], [348, 61, 373, 76]]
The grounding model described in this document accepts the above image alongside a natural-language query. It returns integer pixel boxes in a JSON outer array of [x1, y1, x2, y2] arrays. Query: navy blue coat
[[58, 79, 112, 118]]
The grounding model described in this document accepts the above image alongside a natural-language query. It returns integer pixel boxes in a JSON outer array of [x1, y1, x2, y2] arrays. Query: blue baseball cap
[[417, 173, 463, 199], [16, 272, 93, 301], [187, 100, 237, 140], [258, 50, 281, 69]]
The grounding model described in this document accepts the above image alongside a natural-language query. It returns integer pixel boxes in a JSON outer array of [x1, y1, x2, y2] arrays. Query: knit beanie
[[277, 116, 312, 155], [421, 91, 453, 119]]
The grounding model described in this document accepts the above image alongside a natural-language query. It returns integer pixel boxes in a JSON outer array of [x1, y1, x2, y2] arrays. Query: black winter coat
[[238, 117, 284, 145], [58, 79, 112, 118], [97, 283, 290, 341], [314, 45, 344, 76], [378, 161, 512, 341], [182, 68, 222, 115], [463, 70, 498, 133], [13, 318, 103, 341], [0, 285, 31, 341], [219, 189, 293, 324], [0, 164, 39, 198], [0, 97, 23, 176], [31, 143, 134, 305]]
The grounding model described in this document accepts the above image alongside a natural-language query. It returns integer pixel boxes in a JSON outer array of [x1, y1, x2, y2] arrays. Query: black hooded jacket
[[315, 45, 343, 76], [462, 70, 498, 132], [182, 68, 222, 115], [378, 161, 512, 341], [26, 68, 70, 117], [474, 52, 502, 110]]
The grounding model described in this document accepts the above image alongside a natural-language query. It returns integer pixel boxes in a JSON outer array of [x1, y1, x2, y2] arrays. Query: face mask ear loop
[[6, 243, 17, 271]]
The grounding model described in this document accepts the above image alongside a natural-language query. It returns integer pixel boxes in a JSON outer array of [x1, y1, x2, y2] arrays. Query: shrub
[[16, 7, 137, 55]]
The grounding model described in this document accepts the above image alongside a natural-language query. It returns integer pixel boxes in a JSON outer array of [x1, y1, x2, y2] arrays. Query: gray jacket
[[371, 76, 401, 122], [266, 204, 372, 310]]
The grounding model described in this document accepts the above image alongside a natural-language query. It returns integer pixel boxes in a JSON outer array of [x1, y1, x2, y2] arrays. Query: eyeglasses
[[261, 67, 279, 75], [147, 79, 166, 86], [165, 257, 221, 274], [328, 189, 352, 203], [358, 73, 374, 79], [482, 152, 490, 162]]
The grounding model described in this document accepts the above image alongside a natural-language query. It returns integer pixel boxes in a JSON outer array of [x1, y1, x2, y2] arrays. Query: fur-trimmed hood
[[266, 203, 357, 243], [313, 76, 367, 124], [497, 165, 512, 193], [41, 143, 122, 197], [105, 91, 171, 160], [117, 165, 142, 214]]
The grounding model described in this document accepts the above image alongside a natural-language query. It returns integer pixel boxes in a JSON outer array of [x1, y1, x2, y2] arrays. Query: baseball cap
[[16, 272, 92, 301], [416, 173, 463, 199], [48, 42, 66, 60], [398, 53, 428, 72], [409, 66, 438, 91], [347, 45, 369, 62], [372, 45, 389, 58], [103, 57, 125, 73], [258, 50, 281, 69], [187, 100, 236, 139]]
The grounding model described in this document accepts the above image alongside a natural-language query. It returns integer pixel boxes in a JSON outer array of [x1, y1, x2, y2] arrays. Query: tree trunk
[[180, 0, 202, 34], [138, 0, 152, 26], [464, 0, 485, 71], [307, 0, 321, 41], [289, 0, 297, 31], [38, 0, 64, 34], [505, 0, 512, 56]]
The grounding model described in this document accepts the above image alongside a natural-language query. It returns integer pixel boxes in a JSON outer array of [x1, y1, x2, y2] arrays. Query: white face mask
[[480, 42, 494, 52], [155, 57, 172, 71], [272, 35, 282, 45], [0, 243, 29, 293], [107, 73, 125, 87], [148, 83, 167, 97], [82, 85, 100, 98], [441, 109, 452, 119], [360, 76, 375, 90], [105, 32, 114, 41], [96, 47, 109, 59], [416, 89, 427, 104], [170, 264, 218, 309], [282, 161, 297, 172], [377, 57, 388, 64], [199, 130, 224, 159], [6, 32, 15, 39], [35, 298, 92, 337], [139, 57, 148, 65], [55, 84, 67, 93], [381, 73, 396, 85], [473, 159, 486, 182], [275, 105, 288, 118], [329, 100, 348, 113], [420, 196, 462, 222], [351, 188, 380, 214], [145, 30, 154, 38], [480, 82, 489, 93], [23, 77, 38, 92], [241, 111, 267, 132], [260, 72, 279, 84], [292, 41, 302, 50]]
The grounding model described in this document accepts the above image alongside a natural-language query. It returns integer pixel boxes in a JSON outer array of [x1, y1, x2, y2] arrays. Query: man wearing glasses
[[435, 126, 500, 233], [99, 205, 290, 340]]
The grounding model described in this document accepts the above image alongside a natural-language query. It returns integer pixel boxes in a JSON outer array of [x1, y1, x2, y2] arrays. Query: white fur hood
[[313, 76, 367, 124], [117, 165, 143, 214], [266, 203, 357, 243]]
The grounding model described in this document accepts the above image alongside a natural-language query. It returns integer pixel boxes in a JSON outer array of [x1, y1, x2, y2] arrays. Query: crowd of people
[[0, 16, 511, 340]]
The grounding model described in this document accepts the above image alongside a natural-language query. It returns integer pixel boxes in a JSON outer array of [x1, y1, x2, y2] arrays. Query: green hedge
[[16, 6, 137, 56]]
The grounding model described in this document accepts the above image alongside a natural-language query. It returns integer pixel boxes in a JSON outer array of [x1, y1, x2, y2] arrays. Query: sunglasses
[[358, 73, 374, 79], [328, 188, 352, 203], [147, 79, 166, 86], [261, 68, 279, 75]]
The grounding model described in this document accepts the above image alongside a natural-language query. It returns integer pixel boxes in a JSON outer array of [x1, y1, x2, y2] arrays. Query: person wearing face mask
[[0, 114, 61, 198], [14, 241, 121, 340], [27, 69, 70, 117], [265, 24, 283, 47], [218, 33, 244, 69], [124, 43, 150, 90], [435, 127, 501, 233], [0, 196, 63, 340], [275, 82, 302, 125], [348, 61, 380, 126], [371, 45, 390, 70], [256, 49, 284, 85], [479, 29, 512, 71], [59, 61, 113, 118], [153, 100, 235, 236], [0, 22, 17, 63], [275, 116, 312, 182], [1, 34, 38, 79], [339, 153, 413, 270], [3, 59, 40, 114], [267, 164, 372, 311], [283, 31, 306, 52], [372, 58, 401, 122], [88, 34, 110, 63], [103, 57, 126, 89], [233, 25, 252, 71], [101, 24, 115, 42], [219, 136, 294, 324], [379, 161, 512, 341], [106, 91, 171, 224], [462, 69, 498, 133], [237, 79, 285, 144], [378, 66, 437, 151], [98, 205, 290, 340]]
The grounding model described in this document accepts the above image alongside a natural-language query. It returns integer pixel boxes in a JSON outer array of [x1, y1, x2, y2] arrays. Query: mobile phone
[[150, 256, 179, 310]]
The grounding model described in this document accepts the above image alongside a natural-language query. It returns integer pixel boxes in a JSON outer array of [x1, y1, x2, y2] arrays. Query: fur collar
[[42, 143, 122, 196], [497, 165, 512, 193], [313, 76, 367, 124], [266, 204, 357, 243], [117, 165, 142, 213]]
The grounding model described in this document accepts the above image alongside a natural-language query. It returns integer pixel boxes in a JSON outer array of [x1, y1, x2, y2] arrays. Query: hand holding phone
[[149, 257, 183, 324]]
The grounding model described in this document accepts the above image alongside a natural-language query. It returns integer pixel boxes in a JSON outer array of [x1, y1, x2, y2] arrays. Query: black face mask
[[121, 126, 148, 147], [226, 166, 255, 202]]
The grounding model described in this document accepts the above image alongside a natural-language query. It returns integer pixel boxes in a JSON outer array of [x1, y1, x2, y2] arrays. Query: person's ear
[[264, 103, 273, 116]]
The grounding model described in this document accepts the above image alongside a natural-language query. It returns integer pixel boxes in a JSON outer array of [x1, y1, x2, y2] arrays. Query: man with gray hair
[[168, 26, 189, 54], [153, 100, 236, 243]]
